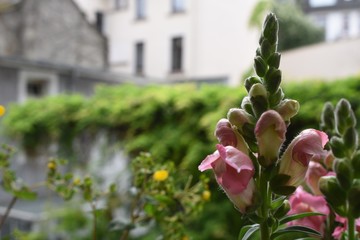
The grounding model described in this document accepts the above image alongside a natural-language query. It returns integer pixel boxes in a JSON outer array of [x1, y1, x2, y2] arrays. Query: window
[[135, 0, 145, 19], [95, 11, 103, 33], [27, 80, 48, 98], [171, 37, 183, 72], [172, 0, 185, 13], [114, 0, 127, 9], [18, 71, 58, 103], [135, 42, 144, 75], [342, 13, 350, 37]]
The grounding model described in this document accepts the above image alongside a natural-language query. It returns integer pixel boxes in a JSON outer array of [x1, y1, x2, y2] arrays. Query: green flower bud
[[330, 136, 346, 158], [275, 99, 299, 122], [241, 96, 254, 115], [351, 151, 360, 179], [267, 52, 281, 69], [319, 176, 347, 215], [254, 56, 268, 77], [262, 13, 278, 45], [348, 180, 360, 218], [334, 159, 353, 190], [260, 38, 273, 60], [320, 102, 335, 132], [244, 76, 262, 93], [249, 83, 269, 118], [335, 99, 356, 135], [227, 108, 254, 129], [256, 47, 262, 57], [343, 127, 358, 154], [273, 200, 290, 219], [269, 87, 284, 107], [264, 67, 281, 94]]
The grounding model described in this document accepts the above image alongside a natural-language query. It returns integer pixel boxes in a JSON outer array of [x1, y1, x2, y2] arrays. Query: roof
[[280, 38, 360, 81]]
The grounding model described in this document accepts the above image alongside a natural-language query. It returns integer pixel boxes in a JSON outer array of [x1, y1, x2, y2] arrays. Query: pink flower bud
[[227, 108, 253, 129], [255, 110, 286, 166], [214, 119, 237, 147], [279, 129, 328, 187], [198, 144, 255, 213], [306, 161, 329, 195], [276, 99, 300, 121]]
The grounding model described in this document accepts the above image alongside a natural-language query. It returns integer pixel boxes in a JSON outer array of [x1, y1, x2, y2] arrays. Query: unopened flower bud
[[227, 108, 253, 129], [343, 127, 358, 154], [268, 52, 281, 69], [244, 76, 262, 92], [254, 56, 268, 77], [255, 110, 286, 167], [262, 13, 278, 45], [320, 102, 335, 132], [273, 200, 290, 218], [329, 137, 346, 158], [214, 119, 237, 146], [249, 83, 268, 118], [319, 176, 347, 215], [264, 67, 282, 94], [335, 98, 356, 135], [241, 96, 254, 115], [275, 99, 300, 122], [269, 87, 284, 107], [260, 38, 273, 60], [334, 159, 353, 190]]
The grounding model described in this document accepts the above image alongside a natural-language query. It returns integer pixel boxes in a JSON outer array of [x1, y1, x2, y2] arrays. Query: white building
[[74, 0, 259, 86], [302, 0, 360, 41]]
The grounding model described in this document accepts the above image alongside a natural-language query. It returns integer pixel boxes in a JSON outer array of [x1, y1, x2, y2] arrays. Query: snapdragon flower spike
[[198, 144, 255, 213], [255, 110, 286, 167], [277, 129, 328, 189]]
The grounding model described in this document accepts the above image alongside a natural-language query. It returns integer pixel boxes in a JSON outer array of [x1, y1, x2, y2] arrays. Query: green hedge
[[3, 76, 360, 239]]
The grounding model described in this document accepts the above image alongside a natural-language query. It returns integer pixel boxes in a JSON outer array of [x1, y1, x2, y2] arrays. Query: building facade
[[74, 0, 259, 86], [301, 0, 360, 41]]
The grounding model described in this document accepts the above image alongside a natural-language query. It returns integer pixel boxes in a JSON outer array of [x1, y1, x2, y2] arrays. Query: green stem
[[0, 196, 17, 230], [348, 215, 355, 240], [259, 168, 270, 240], [91, 202, 97, 240]]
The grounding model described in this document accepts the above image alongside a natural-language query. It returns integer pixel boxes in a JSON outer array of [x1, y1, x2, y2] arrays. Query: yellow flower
[[73, 178, 81, 186], [153, 170, 169, 181], [47, 161, 56, 170], [0, 105, 6, 117], [182, 236, 190, 240], [202, 190, 211, 201]]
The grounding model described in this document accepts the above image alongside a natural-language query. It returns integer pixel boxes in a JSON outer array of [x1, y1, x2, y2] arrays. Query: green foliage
[[4, 76, 360, 239]]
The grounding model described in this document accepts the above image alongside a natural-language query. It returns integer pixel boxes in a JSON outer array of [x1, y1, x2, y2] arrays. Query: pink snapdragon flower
[[198, 144, 255, 213], [306, 161, 335, 195], [255, 110, 286, 166], [332, 215, 360, 239], [279, 129, 328, 187], [288, 186, 329, 235]]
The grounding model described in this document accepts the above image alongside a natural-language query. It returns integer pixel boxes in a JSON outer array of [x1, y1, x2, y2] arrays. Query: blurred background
[[0, 0, 359, 239]]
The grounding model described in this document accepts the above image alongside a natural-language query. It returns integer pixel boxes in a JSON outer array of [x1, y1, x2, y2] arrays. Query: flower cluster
[[198, 13, 329, 240]]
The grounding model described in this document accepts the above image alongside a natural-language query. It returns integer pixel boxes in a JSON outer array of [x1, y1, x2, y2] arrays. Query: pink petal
[[198, 150, 220, 172]]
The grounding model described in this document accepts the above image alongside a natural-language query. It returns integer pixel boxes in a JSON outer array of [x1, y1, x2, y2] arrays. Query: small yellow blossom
[[153, 170, 169, 181], [202, 190, 211, 201], [182, 236, 190, 240], [73, 178, 81, 186], [0, 105, 6, 117], [47, 161, 56, 170]]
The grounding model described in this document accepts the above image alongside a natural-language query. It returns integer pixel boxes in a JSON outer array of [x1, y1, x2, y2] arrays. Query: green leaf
[[279, 212, 325, 225], [271, 226, 322, 240], [238, 224, 259, 240], [271, 196, 287, 210], [14, 188, 37, 200]]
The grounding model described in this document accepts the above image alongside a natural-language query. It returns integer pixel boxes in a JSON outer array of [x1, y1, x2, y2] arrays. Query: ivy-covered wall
[[2, 76, 360, 239]]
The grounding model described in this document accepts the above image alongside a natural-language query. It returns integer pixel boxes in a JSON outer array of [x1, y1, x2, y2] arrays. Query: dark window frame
[[135, 42, 144, 75], [171, 37, 183, 73]]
